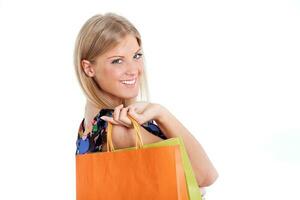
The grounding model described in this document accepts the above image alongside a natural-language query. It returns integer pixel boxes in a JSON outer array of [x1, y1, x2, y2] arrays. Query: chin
[[117, 87, 139, 99], [121, 92, 139, 100]]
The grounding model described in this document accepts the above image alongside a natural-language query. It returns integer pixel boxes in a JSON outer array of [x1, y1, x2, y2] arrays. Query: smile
[[120, 79, 136, 85]]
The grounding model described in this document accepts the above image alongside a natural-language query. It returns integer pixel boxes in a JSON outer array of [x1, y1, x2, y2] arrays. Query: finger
[[100, 116, 119, 125], [113, 104, 123, 122], [115, 107, 131, 127], [119, 107, 133, 128], [128, 107, 145, 125], [113, 104, 131, 127]]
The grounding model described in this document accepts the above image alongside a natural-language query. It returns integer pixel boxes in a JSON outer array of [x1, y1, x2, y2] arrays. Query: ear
[[81, 59, 96, 77]]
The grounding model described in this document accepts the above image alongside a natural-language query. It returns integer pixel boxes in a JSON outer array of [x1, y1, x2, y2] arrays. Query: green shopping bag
[[111, 117, 202, 200]]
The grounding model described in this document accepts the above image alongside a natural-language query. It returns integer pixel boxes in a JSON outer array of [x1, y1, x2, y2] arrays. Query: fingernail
[[100, 116, 106, 120]]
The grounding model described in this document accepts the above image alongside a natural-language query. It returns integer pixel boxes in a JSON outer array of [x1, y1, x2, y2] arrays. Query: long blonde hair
[[73, 12, 150, 109]]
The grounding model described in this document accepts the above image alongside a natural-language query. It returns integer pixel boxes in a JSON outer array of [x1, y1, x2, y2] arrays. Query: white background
[[0, 0, 299, 199]]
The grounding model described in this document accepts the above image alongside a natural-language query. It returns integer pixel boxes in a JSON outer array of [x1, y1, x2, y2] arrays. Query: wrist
[[152, 103, 169, 124]]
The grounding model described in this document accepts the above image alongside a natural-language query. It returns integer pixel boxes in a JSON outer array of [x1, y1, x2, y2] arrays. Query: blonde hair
[[73, 12, 150, 109]]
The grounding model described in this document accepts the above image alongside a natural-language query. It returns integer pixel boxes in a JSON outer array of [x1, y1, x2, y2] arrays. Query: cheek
[[99, 67, 123, 87], [138, 63, 144, 75], [101, 66, 121, 78]]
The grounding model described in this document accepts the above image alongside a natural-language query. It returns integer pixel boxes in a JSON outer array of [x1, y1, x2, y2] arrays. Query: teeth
[[121, 79, 136, 85]]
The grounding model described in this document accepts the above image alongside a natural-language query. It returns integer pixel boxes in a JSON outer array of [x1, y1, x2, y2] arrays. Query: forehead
[[104, 34, 140, 57]]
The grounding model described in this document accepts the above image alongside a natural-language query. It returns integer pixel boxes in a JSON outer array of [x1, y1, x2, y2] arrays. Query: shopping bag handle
[[106, 115, 144, 152]]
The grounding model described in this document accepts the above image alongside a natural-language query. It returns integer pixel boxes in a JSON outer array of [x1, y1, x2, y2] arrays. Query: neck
[[85, 99, 102, 117], [83, 100, 98, 129]]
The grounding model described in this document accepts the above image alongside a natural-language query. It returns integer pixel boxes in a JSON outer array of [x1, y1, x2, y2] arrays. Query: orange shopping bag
[[76, 116, 189, 200]]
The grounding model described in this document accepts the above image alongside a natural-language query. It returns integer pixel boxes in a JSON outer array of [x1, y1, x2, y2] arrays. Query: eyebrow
[[107, 48, 141, 59]]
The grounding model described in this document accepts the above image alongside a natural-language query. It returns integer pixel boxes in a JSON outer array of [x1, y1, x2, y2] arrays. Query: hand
[[100, 101, 162, 127]]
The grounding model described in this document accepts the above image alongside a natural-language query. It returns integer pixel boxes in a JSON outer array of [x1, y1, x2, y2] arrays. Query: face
[[82, 34, 144, 104]]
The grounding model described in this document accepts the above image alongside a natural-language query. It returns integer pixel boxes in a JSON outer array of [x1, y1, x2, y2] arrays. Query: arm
[[153, 104, 219, 187]]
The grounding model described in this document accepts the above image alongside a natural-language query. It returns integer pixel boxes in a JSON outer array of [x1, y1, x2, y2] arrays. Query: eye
[[111, 59, 122, 64], [134, 53, 143, 60]]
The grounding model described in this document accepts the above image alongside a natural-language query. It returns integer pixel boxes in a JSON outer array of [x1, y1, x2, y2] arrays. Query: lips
[[120, 76, 137, 81], [120, 78, 136, 85]]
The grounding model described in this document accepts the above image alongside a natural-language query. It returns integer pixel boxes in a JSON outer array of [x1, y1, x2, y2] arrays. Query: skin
[[82, 34, 143, 105], [81, 34, 218, 188]]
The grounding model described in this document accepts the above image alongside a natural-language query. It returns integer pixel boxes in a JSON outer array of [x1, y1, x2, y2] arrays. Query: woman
[[74, 12, 218, 198]]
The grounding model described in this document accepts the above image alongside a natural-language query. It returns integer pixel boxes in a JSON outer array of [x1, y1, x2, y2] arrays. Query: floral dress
[[75, 108, 167, 155]]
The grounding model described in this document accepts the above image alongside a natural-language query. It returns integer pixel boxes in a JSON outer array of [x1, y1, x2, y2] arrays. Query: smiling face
[[82, 34, 144, 105]]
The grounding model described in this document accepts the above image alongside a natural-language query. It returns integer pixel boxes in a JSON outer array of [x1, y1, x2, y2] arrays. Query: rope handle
[[106, 115, 144, 152]]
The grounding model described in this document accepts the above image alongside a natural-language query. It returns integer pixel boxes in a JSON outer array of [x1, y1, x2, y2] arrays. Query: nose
[[126, 71, 135, 76], [125, 72, 137, 79], [125, 61, 139, 76]]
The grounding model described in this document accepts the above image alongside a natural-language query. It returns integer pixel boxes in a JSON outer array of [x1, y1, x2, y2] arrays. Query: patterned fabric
[[75, 108, 167, 155]]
